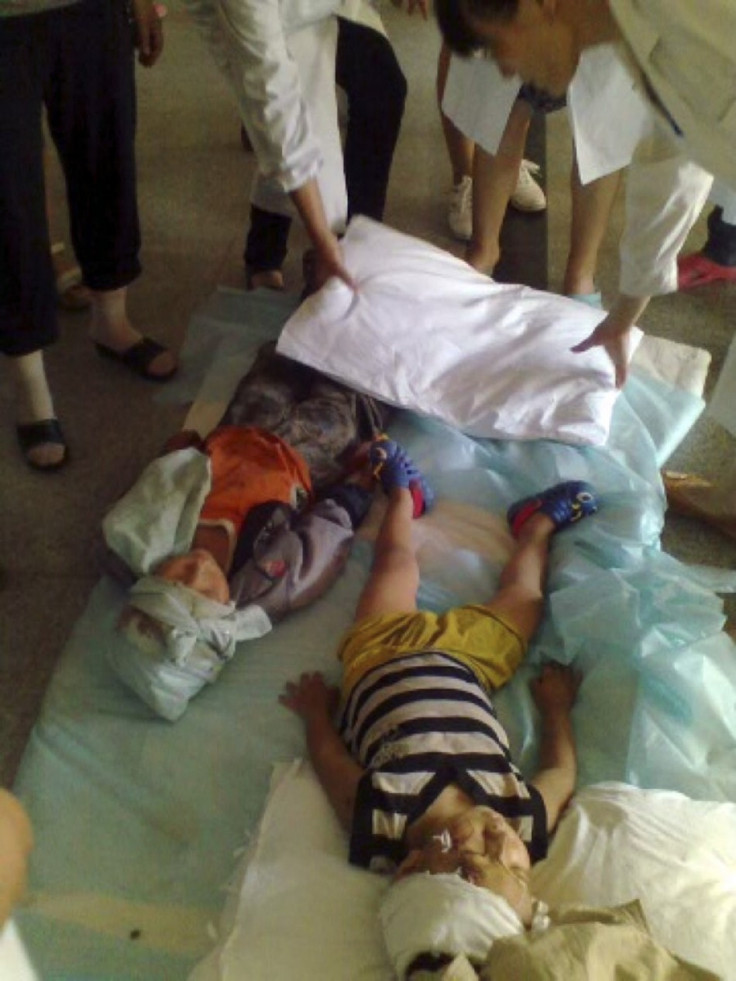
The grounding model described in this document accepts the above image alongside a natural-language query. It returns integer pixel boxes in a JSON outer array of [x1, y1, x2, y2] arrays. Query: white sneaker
[[510, 159, 547, 212], [448, 175, 473, 241]]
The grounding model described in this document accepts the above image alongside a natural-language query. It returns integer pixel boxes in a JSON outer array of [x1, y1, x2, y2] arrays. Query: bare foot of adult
[[246, 269, 285, 292], [51, 242, 91, 311], [89, 287, 177, 381], [11, 350, 68, 470]]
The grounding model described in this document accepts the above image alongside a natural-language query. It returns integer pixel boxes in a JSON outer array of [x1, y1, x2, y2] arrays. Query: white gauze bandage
[[124, 576, 271, 677], [379, 873, 525, 979]]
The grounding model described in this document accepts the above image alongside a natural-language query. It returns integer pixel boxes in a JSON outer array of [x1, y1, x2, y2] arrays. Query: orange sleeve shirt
[[198, 426, 312, 546]]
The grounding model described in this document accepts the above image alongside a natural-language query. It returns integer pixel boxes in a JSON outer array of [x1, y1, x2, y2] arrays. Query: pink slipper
[[677, 252, 736, 290]]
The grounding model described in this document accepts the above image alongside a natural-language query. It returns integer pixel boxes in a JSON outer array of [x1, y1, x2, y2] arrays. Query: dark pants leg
[[244, 204, 291, 275], [45, 0, 141, 291], [704, 207, 736, 267], [335, 17, 407, 221], [0, 14, 57, 356], [0, 0, 141, 357], [243, 17, 407, 272]]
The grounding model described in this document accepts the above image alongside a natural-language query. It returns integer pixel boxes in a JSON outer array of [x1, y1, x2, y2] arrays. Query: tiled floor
[[1, 3, 735, 787]]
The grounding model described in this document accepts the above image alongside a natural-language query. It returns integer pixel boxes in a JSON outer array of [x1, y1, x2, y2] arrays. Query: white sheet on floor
[[14, 288, 733, 981], [189, 764, 736, 981], [277, 217, 641, 446]]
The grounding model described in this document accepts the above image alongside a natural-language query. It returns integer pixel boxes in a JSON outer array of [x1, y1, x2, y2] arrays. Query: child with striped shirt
[[281, 438, 597, 935]]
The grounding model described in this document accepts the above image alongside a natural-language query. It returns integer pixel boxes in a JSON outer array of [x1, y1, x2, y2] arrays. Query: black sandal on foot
[[16, 418, 69, 472], [94, 337, 177, 382]]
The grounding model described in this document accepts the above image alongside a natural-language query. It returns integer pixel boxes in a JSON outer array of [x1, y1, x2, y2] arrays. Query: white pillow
[[189, 767, 736, 981], [277, 218, 640, 446], [188, 760, 391, 981], [530, 783, 736, 981]]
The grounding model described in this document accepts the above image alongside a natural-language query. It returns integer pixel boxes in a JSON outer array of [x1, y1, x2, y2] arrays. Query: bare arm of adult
[[575, 130, 713, 388], [280, 671, 364, 831], [132, 0, 164, 67], [571, 293, 649, 388], [291, 180, 356, 291], [528, 663, 580, 833], [0, 789, 33, 927]]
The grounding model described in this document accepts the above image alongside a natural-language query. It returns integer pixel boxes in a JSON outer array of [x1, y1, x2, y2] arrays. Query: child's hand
[[530, 663, 581, 715], [280, 672, 339, 722]]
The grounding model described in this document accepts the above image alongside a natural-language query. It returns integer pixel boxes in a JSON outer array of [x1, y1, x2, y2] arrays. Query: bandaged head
[[121, 575, 271, 680], [380, 873, 548, 979]]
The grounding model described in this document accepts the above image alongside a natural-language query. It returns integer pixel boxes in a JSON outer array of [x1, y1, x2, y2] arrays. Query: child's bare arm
[[528, 663, 581, 832], [280, 672, 364, 832]]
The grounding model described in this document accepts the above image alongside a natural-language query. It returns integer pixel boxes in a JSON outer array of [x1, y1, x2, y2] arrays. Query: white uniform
[[442, 42, 713, 298], [608, 1, 736, 440], [183, 0, 347, 228], [609, 0, 736, 192]]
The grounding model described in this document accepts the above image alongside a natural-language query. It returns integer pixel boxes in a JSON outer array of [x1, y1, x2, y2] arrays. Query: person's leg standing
[[335, 17, 407, 222], [45, 0, 175, 378], [0, 15, 57, 359], [45, 0, 140, 295], [243, 205, 290, 289], [0, 11, 67, 469]]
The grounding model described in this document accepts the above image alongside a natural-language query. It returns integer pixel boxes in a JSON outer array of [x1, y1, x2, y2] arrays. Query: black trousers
[[0, 0, 141, 357], [244, 16, 407, 274], [704, 207, 736, 267]]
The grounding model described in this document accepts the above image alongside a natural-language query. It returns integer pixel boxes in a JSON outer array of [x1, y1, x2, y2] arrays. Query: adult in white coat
[[441, 43, 683, 305], [435, 0, 732, 387], [183, 0, 422, 289]]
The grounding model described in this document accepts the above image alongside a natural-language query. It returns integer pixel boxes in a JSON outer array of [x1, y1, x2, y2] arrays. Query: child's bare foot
[[51, 242, 91, 311]]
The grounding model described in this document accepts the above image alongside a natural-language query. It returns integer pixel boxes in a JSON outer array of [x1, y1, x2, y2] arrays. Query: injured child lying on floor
[[281, 442, 605, 977], [102, 342, 392, 720]]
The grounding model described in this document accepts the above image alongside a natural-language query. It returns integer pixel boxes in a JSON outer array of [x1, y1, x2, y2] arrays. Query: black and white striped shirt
[[340, 650, 547, 873]]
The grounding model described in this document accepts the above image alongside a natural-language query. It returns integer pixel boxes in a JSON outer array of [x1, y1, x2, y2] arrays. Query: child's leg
[[485, 481, 599, 643], [354, 437, 433, 619], [354, 487, 420, 621], [482, 512, 554, 643]]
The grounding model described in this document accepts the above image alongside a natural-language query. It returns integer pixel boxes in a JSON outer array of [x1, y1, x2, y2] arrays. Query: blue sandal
[[507, 481, 598, 537], [369, 437, 434, 517]]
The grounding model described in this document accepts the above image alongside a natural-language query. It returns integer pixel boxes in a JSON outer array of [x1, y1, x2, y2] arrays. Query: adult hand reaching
[[571, 318, 633, 389], [310, 232, 356, 293], [291, 179, 357, 293], [570, 293, 649, 389]]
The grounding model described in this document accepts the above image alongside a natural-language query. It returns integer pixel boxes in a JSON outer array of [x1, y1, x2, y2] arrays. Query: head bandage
[[122, 576, 271, 676], [379, 873, 527, 978]]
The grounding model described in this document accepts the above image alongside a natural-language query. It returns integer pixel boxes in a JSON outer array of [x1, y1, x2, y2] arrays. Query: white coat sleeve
[[183, 0, 323, 193], [619, 128, 713, 297]]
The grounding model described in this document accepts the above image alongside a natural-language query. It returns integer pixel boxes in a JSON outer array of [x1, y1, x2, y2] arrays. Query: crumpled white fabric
[[126, 577, 271, 668], [379, 874, 526, 979], [277, 218, 641, 446], [113, 577, 272, 721], [102, 448, 212, 577]]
